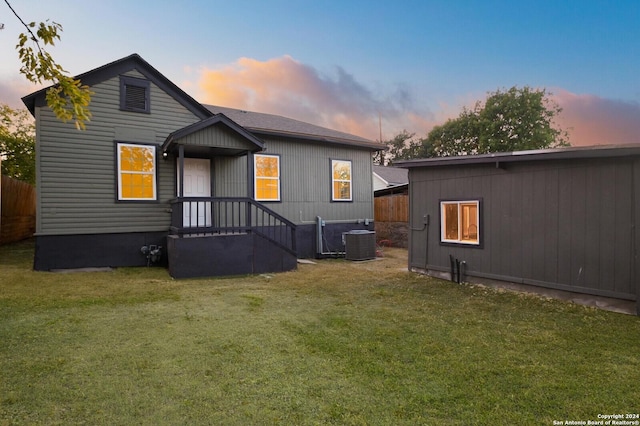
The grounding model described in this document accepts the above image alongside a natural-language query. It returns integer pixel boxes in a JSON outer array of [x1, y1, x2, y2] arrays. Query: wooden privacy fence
[[1, 175, 36, 244], [374, 194, 408, 222], [374, 194, 409, 248]]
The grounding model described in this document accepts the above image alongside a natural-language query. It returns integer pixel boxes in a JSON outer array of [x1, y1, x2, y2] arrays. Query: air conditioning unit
[[344, 230, 376, 261]]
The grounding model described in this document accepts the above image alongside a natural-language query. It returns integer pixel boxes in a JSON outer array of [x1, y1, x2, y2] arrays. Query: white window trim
[[331, 159, 352, 201], [117, 142, 157, 201], [254, 154, 281, 201], [440, 200, 480, 245]]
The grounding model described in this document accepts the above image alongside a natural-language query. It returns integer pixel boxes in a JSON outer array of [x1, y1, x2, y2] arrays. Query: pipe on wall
[[299, 211, 373, 225], [315, 215, 348, 257], [449, 254, 467, 283]]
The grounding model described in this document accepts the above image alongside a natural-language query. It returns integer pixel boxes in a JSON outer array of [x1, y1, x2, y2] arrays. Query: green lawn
[[1, 239, 638, 425]]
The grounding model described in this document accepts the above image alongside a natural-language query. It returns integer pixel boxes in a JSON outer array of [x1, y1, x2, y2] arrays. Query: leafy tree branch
[[426, 86, 570, 157], [374, 130, 425, 165], [379, 86, 570, 165], [0, 104, 35, 184], [3, 0, 92, 130]]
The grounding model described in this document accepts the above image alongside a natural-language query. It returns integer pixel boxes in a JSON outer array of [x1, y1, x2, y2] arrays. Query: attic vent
[[125, 84, 147, 110], [120, 76, 150, 113]]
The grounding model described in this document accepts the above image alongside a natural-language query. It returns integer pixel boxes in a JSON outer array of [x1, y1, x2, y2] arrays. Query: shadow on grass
[[0, 237, 35, 267]]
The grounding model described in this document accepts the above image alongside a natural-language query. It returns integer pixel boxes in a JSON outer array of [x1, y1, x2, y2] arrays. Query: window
[[117, 143, 156, 201], [254, 154, 280, 201], [120, 76, 150, 113], [331, 159, 352, 201], [440, 200, 480, 245]]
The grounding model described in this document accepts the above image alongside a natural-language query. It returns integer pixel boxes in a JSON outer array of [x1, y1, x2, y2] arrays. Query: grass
[[1, 239, 639, 425]]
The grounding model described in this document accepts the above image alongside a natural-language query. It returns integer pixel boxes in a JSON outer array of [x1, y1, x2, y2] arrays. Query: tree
[[0, 104, 36, 184], [3, 0, 92, 130], [426, 86, 570, 157], [375, 130, 425, 165]]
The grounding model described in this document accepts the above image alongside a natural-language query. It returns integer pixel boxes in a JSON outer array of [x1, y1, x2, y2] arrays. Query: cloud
[[0, 76, 41, 109], [195, 55, 434, 141], [552, 90, 640, 146], [193, 57, 640, 147]]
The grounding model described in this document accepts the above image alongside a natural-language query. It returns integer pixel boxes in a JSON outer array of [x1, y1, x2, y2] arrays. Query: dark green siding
[[214, 156, 247, 197], [37, 70, 375, 236], [179, 126, 258, 150], [36, 70, 200, 235], [215, 136, 374, 224]]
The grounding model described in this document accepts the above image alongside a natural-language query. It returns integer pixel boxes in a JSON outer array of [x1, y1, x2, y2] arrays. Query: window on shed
[[331, 159, 352, 201], [440, 200, 480, 245], [120, 76, 150, 113], [117, 143, 157, 201], [254, 154, 280, 201]]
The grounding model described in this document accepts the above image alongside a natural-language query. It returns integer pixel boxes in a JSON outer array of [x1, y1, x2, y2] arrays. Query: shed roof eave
[[394, 144, 640, 168]]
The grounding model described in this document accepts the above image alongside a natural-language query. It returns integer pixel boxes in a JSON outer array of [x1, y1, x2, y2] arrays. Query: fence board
[[1, 175, 36, 244], [374, 194, 408, 222]]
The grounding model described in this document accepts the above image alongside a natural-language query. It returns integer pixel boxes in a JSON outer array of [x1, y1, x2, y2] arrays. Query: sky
[[1, 0, 639, 146]]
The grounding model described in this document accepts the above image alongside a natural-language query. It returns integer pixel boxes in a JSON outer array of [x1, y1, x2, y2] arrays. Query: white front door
[[179, 158, 211, 227]]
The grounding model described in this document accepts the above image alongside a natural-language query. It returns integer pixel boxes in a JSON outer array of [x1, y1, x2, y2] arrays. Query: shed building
[[396, 145, 640, 315]]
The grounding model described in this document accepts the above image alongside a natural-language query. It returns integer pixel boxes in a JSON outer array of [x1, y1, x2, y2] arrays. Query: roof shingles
[[373, 165, 408, 186], [206, 105, 382, 150]]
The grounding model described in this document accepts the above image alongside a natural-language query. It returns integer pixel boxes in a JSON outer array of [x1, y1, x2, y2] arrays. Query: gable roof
[[22, 53, 213, 120], [206, 105, 383, 151], [162, 113, 264, 156], [22, 53, 383, 151], [373, 165, 409, 186]]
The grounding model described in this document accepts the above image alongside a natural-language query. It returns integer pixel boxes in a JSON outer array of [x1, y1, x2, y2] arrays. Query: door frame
[[177, 157, 212, 227]]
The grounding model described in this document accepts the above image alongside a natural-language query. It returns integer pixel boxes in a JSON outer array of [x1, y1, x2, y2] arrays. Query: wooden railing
[[169, 197, 296, 255]]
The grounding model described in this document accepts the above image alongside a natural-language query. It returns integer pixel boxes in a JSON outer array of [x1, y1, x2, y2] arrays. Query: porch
[[166, 197, 297, 278]]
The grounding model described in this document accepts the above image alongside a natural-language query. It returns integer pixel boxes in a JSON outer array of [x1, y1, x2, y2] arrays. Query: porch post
[[247, 151, 254, 198], [178, 144, 185, 197], [247, 151, 254, 228]]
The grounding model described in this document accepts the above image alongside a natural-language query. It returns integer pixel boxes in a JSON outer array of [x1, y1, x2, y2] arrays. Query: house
[[373, 165, 408, 191], [395, 145, 640, 315], [22, 54, 381, 278]]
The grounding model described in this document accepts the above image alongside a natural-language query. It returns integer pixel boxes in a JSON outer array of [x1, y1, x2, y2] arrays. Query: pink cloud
[[0, 76, 42, 109], [195, 55, 434, 141], [193, 56, 640, 148], [552, 89, 640, 146]]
